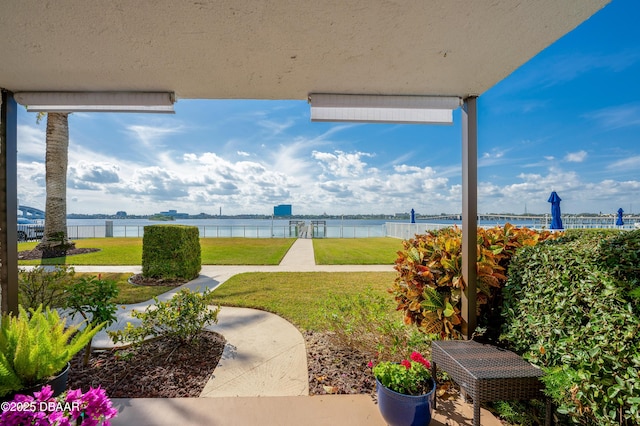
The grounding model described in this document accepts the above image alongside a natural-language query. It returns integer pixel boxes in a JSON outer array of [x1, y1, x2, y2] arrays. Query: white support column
[[461, 96, 478, 339], [1, 90, 19, 315]]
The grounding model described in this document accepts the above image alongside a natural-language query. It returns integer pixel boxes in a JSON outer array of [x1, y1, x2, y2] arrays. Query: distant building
[[115, 211, 127, 217], [274, 204, 292, 216]]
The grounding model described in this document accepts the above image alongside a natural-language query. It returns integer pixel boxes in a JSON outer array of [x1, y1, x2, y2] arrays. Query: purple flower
[[0, 385, 118, 425], [33, 384, 54, 401]]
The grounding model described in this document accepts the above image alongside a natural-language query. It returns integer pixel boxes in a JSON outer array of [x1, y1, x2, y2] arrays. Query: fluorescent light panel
[[14, 92, 175, 113], [310, 94, 461, 124]]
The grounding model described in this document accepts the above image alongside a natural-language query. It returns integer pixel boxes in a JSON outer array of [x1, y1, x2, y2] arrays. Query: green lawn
[[200, 238, 295, 264], [18, 238, 143, 265], [18, 238, 295, 266], [19, 237, 397, 266], [313, 237, 402, 264], [207, 271, 397, 330]]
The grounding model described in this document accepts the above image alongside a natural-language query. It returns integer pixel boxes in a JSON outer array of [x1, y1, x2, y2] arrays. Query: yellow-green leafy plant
[[0, 305, 104, 397], [391, 224, 557, 339]]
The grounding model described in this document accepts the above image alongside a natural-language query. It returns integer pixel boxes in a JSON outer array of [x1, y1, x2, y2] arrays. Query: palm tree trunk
[[36, 113, 75, 257]]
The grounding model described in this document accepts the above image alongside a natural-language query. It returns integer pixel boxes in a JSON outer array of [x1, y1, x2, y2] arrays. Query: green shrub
[[65, 275, 120, 366], [142, 225, 201, 280], [18, 265, 75, 310], [391, 224, 556, 339], [319, 288, 431, 361], [501, 230, 640, 425], [0, 305, 104, 397], [109, 288, 220, 346], [600, 229, 640, 297]]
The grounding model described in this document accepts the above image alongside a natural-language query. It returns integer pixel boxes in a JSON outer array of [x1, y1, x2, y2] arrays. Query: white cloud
[[17, 125, 46, 160], [608, 155, 640, 170], [586, 103, 640, 130], [257, 118, 294, 136], [564, 150, 588, 162], [126, 124, 183, 146], [312, 150, 372, 177], [69, 162, 120, 190]]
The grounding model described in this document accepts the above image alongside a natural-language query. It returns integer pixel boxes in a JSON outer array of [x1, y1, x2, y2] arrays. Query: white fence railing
[[384, 222, 454, 239], [65, 224, 387, 239], [59, 220, 640, 240]]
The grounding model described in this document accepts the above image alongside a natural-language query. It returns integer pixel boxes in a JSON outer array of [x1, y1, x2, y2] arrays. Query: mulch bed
[[128, 274, 187, 287], [67, 331, 226, 398], [304, 331, 376, 396], [18, 247, 100, 260]]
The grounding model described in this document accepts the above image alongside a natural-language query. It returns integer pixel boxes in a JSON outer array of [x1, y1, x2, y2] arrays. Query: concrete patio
[[109, 395, 502, 425]]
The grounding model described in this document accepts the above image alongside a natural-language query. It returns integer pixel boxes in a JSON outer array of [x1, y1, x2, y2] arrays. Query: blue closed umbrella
[[616, 208, 624, 226], [410, 208, 416, 223], [548, 191, 563, 230]]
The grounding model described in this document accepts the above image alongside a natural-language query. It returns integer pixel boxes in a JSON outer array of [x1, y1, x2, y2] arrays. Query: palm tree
[[35, 112, 75, 257]]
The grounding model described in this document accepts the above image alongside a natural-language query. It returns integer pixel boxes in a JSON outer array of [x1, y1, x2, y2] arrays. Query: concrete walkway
[[278, 237, 315, 267], [62, 238, 500, 425], [199, 307, 308, 397]]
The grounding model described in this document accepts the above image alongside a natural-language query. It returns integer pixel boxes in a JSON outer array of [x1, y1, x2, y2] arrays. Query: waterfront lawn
[[207, 271, 396, 330], [313, 237, 401, 264], [19, 237, 295, 265], [200, 238, 295, 264], [18, 238, 143, 265]]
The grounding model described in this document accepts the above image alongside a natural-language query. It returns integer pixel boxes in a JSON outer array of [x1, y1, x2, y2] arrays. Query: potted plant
[[0, 305, 104, 400], [371, 351, 436, 426]]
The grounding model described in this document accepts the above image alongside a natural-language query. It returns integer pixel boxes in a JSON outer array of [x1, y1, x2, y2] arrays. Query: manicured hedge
[[142, 225, 201, 280], [501, 229, 640, 425]]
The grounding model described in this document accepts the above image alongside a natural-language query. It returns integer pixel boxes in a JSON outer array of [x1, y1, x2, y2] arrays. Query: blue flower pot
[[376, 377, 436, 426]]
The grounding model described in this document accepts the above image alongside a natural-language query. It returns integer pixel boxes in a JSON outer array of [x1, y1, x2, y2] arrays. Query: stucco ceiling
[[0, 0, 609, 101]]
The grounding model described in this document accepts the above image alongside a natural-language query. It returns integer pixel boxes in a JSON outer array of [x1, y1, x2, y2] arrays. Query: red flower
[[410, 352, 431, 369], [401, 360, 411, 369], [367, 361, 373, 368]]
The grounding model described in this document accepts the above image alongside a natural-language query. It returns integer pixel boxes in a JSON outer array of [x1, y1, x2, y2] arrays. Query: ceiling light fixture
[[309, 94, 461, 124], [14, 91, 176, 113]]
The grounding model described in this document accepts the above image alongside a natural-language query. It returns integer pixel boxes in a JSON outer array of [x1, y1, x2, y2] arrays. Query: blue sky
[[16, 0, 640, 217]]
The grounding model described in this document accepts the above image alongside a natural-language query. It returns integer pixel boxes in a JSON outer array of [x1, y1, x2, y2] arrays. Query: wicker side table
[[431, 340, 551, 426]]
